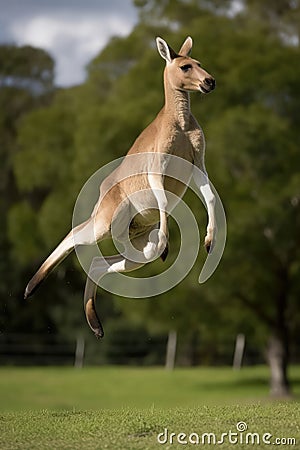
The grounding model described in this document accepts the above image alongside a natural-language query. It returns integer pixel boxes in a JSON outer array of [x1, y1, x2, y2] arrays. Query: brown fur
[[24, 37, 216, 336]]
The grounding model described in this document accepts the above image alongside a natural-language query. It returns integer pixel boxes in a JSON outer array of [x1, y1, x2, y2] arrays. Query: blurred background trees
[[1, 0, 299, 396]]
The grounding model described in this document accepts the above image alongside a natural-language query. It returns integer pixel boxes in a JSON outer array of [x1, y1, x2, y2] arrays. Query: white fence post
[[165, 330, 177, 370], [233, 333, 245, 370], [74, 335, 85, 368]]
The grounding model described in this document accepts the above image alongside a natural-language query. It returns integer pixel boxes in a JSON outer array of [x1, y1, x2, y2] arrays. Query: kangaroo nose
[[204, 77, 216, 90]]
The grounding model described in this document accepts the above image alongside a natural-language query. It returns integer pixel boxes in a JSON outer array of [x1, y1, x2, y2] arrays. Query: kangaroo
[[24, 36, 216, 337]]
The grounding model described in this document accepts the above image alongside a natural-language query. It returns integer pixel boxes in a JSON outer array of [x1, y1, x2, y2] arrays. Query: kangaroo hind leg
[[84, 228, 158, 337], [24, 217, 109, 299]]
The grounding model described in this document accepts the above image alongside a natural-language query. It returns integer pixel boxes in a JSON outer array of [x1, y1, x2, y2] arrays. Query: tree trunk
[[265, 265, 292, 398], [266, 333, 290, 398]]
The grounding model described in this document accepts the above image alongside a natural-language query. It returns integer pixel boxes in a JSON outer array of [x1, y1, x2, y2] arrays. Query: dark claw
[[160, 243, 169, 262], [205, 241, 214, 254]]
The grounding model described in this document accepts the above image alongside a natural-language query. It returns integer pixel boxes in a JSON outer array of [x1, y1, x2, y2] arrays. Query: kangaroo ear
[[179, 36, 193, 57], [156, 37, 178, 63]]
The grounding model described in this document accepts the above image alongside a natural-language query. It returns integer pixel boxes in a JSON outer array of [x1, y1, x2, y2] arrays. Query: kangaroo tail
[[24, 219, 94, 299]]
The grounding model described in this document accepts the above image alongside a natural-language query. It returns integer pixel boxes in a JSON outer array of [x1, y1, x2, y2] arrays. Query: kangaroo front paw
[[157, 230, 168, 256], [143, 241, 158, 260], [144, 229, 168, 261], [204, 232, 214, 254]]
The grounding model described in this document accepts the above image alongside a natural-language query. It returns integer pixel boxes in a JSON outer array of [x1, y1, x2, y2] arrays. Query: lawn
[[0, 366, 299, 449]]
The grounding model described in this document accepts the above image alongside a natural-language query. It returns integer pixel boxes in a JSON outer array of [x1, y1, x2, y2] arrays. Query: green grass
[[1, 404, 299, 449], [0, 365, 300, 411], [0, 366, 299, 449]]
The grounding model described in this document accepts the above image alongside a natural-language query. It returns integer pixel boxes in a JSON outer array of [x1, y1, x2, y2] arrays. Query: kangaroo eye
[[180, 64, 192, 72]]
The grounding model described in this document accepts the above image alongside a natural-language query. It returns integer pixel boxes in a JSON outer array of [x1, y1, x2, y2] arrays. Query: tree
[[0, 45, 56, 335], [203, 17, 300, 395], [113, 1, 300, 394], [6, 1, 300, 394], [243, 0, 300, 42]]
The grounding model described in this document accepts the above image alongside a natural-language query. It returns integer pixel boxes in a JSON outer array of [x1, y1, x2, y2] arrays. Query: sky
[[0, 0, 138, 86]]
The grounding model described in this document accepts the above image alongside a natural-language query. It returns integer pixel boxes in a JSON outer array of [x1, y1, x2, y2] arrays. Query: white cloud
[[1, 2, 137, 86]]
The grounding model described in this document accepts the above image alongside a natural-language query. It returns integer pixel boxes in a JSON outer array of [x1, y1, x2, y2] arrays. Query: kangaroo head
[[156, 36, 215, 94]]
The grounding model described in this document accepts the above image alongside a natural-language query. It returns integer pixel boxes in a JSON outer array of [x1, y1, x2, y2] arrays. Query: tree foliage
[[1, 1, 299, 391]]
